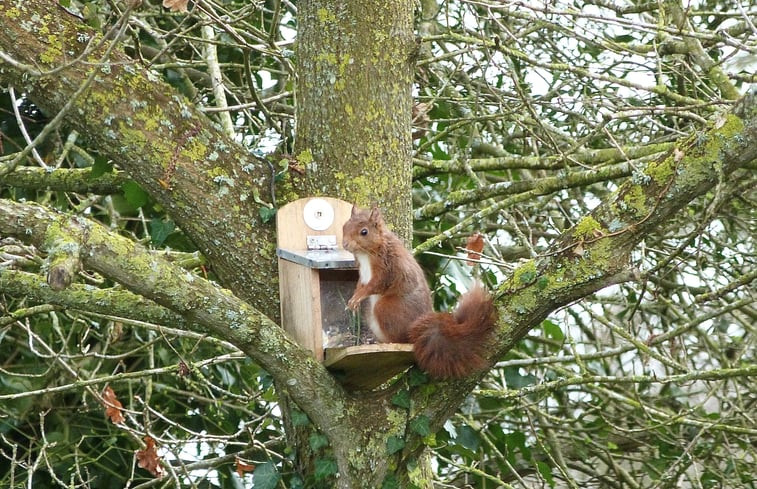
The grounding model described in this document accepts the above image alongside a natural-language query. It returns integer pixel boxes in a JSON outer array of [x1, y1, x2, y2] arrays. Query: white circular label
[[303, 198, 335, 231]]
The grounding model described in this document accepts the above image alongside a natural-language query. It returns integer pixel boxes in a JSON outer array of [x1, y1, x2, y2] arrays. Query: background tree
[[0, 1, 755, 488]]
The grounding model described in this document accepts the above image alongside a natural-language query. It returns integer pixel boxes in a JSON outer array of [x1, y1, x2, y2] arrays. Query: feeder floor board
[[324, 344, 415, 390]]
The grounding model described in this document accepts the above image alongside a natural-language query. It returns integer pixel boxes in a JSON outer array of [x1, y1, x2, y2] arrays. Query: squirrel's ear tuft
[[351, 205, 359, 217], [369, 206, 382, 223]]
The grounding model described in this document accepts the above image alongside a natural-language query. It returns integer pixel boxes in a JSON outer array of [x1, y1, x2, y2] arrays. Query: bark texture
[[296, 0, 415, 240]]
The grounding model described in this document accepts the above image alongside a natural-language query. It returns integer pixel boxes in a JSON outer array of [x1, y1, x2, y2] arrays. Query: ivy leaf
[[536, 460, 555, 487], [259, 206, 277, 223], [122, 181, 149, 209], [259, 371, 274, 392], [506, 430, 530, 460], [290, 410, 310, 427], [409, 415, 430, 437], [314, 458, 338, 481], [613, 34, 635, 43], [518, 269, 536, 284], [408, 369, 428, 387], [150, 218, 175, 246], [386, 435, 405, 455], [456, 425, 480, 451], [381, 474, 400, 489], [309, 433, 329, 451], [289, 475, 305, 489], [537, 276, 550, 290], [391, 390, 411, 409], [252, 462, 280, 489], [504, 366, 537, 388], [89, 156, 113, 179]]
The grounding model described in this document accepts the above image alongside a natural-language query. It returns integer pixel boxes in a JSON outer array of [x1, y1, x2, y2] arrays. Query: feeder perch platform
[[324, 343, 415, 390]]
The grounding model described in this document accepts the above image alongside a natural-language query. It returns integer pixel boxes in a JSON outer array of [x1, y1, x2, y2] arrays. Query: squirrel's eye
[[360, 228, 368, 236]]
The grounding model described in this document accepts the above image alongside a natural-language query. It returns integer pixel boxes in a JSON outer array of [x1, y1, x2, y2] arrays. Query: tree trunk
[[295, 0, 415, 239], [288, 1, 420, 484]]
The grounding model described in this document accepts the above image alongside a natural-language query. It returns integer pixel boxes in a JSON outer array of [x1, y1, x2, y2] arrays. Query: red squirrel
[[342, 205, 497, 379]]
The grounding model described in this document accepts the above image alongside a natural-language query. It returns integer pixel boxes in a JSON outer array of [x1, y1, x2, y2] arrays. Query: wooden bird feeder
[[276, 197, 414, 390]]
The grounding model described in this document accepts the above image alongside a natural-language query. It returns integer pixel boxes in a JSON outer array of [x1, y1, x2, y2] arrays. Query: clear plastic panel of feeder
[[319, 269, 378, 348]]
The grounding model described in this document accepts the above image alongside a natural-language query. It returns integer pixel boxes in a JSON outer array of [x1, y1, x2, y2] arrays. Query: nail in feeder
[[276, 197, 414, 390]]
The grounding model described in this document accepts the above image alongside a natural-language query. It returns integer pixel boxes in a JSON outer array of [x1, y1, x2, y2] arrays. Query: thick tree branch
[[0, 1, 279, 317], [0, 269, 185, 327], [0, 199, 353, 445], [0, 167, 127, 194], [407, 90, 755, 450], [416, 161, 634, 219], [412, 142, 673, 178]]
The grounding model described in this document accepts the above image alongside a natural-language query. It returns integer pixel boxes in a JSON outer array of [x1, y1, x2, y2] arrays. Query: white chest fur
[[353, 252, 384, 341], [355, 253, 372, 284]]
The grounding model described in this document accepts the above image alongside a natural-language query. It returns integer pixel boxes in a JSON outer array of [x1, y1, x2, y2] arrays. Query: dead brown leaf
[[235, 456, 255, 477], [465, 232, 485, 265], [163, 0, 188, 13], [102, 386, 125, 424], [137, 436, 166, 478]]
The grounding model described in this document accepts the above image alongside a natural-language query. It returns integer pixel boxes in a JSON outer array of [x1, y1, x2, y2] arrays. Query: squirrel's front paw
[[347, 296, 362, 311]]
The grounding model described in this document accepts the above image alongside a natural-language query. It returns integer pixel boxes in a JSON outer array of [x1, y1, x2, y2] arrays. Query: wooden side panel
[[278, 258, 323, 360]]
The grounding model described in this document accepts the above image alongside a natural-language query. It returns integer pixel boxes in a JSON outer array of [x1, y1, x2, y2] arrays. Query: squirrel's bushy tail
[[409, 285, 497, 379]]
